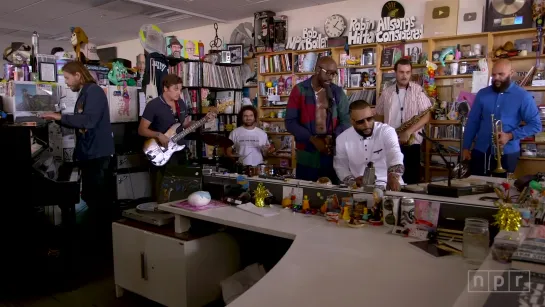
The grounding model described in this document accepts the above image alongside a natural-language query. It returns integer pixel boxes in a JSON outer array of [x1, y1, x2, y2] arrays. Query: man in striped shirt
[[285, 56, 351, 183], [375, 58, 432, 184]]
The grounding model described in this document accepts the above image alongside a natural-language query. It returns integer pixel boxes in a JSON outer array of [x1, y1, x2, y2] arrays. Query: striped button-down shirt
[[375, 82, 432, 145]]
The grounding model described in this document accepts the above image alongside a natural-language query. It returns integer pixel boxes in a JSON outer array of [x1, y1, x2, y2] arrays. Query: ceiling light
[[124, 0, 226, 22], [166, 14, 191, 21], [53, 36, 69, 41], [148, 10, 174, 18]]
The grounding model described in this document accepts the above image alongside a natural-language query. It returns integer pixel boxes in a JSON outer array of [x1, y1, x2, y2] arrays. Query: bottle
[[22, 62, 30, 81], [198, 40, 204, 60], [31, 31, 39, 73]]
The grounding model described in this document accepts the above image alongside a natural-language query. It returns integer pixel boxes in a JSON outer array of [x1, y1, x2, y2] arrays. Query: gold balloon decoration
[[493, 202, 522, 232], [253, 183, 268, 207]]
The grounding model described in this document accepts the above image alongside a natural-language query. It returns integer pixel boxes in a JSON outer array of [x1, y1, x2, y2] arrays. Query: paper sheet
[[236, 203, 280, 217], [471, 71, 489, 93]]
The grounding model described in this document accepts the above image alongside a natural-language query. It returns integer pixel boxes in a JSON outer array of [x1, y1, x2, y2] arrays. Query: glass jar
[[459, 62, 468, 74], [463, 218, 490, 266]]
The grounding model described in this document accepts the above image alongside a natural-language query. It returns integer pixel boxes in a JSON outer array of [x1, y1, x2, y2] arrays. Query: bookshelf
[[256, 27, 545, 179], [168, 57, 244, 162]]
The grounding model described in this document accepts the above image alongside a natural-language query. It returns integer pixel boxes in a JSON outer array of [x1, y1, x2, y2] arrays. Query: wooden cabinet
[[113, 221, 240, 307]]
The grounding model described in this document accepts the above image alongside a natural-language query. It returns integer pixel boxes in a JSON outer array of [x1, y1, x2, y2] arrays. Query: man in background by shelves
[[334, 100, 404, 191], [285, 56, 351, 183], [138, 74, 215, 200], [375, 58, 431, 184], [226, 105, 272, 165], [462, 59, 541, 176]]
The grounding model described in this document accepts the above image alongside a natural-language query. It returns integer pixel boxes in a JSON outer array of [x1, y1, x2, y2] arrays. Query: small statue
[[302, 195, 310, 211]]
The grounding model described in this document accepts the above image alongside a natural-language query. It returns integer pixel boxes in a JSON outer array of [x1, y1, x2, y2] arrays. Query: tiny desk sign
[[286, 27, 328, 51], [348, 16, 423, 45]]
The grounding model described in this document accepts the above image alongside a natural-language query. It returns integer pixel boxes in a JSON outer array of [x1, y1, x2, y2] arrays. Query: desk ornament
[[253, 183, 268, 207], [188, 191, 212, 207], [492, 181, 522, 232]]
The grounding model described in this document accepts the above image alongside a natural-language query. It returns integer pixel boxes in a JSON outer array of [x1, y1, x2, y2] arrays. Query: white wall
[[99, 0, 431, 62]]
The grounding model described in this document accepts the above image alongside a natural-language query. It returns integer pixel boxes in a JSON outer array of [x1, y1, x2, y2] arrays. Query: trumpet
[[491, 114, 506, 174]]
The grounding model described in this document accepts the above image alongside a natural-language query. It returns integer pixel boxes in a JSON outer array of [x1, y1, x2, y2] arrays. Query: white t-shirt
[[334, 122, 404, 185], [229, 126, 269, 166], [390, 88, 406, 129]]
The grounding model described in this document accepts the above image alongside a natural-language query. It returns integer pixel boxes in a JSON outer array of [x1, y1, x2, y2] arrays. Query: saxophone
[[396, 105, 435, 145]]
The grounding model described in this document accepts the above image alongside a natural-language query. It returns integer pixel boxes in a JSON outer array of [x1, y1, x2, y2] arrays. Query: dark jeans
[[401, 144, 421, 184], [295, 155, 339, 184], [470, 148, 519, 177], [79, 156, 113, 256]]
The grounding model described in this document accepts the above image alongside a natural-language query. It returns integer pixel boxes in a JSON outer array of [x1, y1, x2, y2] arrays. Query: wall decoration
[[227, 44, 243, 64], [382, 1, 405, 18], [286, 28, 328, 51], [229, 22, 254, 56], [107, 85, 138, 123], [347, 16, 423, 45], [254, 11, 276, 53], [423, 0, 459, 37], [166, 36, 183, 58], [324, 14, 347, 38], [182, 39, 200, 60], [221, 50, 231, 64]]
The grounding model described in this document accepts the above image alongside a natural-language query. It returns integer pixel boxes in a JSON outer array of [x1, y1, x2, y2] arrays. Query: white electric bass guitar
[[143, 111, 216, 166]]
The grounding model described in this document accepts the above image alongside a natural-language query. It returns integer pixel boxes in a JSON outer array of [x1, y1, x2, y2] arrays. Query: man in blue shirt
[[463, 59, 541, 176]]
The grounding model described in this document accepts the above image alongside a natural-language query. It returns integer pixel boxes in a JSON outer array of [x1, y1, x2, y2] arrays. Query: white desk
[[159, 203, 476, 307]]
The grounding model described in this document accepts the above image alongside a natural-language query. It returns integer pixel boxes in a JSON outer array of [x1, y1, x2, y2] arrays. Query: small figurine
[[362, 207, 370, 221], [302, 195, 310, 211], [320, 201, 328, 214], [282, 197, 292, 208]]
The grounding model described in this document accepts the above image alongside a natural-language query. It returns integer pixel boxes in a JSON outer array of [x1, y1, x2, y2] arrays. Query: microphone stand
[[458, 115, 467, 179], [419, 132, 456, 188]]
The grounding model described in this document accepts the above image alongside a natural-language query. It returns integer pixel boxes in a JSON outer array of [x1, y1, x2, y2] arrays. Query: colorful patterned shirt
[[285, 78, 351, 168]]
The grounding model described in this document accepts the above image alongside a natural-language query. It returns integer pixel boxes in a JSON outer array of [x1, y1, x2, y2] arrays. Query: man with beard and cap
[[463, 59, 541, 176], [226, 105, 271, 166], [285, 56, 351, 183], [334, 100, 404, 190], [375, 58, 432, 184]]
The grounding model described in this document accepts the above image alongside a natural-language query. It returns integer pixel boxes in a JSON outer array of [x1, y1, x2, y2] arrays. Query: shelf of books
[[169, 58, 243, 161], [256, 27, 545, 179]]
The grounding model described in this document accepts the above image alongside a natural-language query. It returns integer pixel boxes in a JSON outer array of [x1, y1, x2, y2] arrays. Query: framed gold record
[[491, 0, 525, 15], [484, 0, 533, 32]]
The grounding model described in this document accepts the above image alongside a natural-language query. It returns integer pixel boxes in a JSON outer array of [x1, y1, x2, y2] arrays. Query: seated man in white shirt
[[226, 105, 271, 166], [334, 100, 404, 191]]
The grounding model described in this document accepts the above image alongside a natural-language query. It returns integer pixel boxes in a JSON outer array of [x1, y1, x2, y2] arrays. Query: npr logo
[[468, 270, 531, 293]]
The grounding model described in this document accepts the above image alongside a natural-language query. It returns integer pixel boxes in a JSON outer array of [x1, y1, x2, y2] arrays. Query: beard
[[243, 121, 255, 127], [355, 126, 373, 138], [492, 77, 511, 93]]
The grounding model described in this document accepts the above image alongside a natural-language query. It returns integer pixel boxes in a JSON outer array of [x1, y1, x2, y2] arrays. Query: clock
[[324, 14, 347, 38]]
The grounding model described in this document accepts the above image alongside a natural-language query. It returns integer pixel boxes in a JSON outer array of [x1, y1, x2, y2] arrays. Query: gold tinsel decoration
[[493, 202, 522, 232], [253, 183, 268, 207]]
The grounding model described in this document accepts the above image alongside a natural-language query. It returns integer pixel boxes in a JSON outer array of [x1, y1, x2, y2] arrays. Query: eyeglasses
[[353, 116, 374, 125], [319, 66, 338, 78]]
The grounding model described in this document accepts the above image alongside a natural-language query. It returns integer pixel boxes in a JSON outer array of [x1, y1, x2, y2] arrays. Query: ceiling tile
[[0, 0, 45, 15], [140, 0, 251, 17], [2, 1, 93, 25]]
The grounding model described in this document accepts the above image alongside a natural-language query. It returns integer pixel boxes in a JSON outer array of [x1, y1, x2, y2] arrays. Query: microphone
[[325, 85, 334, 106]]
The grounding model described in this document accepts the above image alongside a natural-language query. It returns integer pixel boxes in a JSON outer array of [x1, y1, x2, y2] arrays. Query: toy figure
[[108, 61, 136, 86], [302, 195, 310, 211], [70, 27, 88, 62]]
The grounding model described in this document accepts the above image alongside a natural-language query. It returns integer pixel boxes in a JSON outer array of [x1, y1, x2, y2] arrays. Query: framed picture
[[39, 62, 57, 82], [220, 50, 231, 64], [227, 44, 243, 65], [350, 74, 361, 88]]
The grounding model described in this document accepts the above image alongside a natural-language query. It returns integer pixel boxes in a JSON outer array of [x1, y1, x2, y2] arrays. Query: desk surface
[[159, 203, 476, 307]]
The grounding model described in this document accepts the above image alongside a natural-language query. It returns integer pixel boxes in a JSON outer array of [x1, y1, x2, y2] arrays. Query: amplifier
[[116, 172, 152, 200]]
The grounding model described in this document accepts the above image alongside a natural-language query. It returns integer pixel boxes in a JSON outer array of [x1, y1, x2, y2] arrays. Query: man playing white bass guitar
[[138, 74, 216, 200]]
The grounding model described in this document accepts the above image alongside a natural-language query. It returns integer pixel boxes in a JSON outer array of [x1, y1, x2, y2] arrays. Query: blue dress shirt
[[463, 83, 541, 155]]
